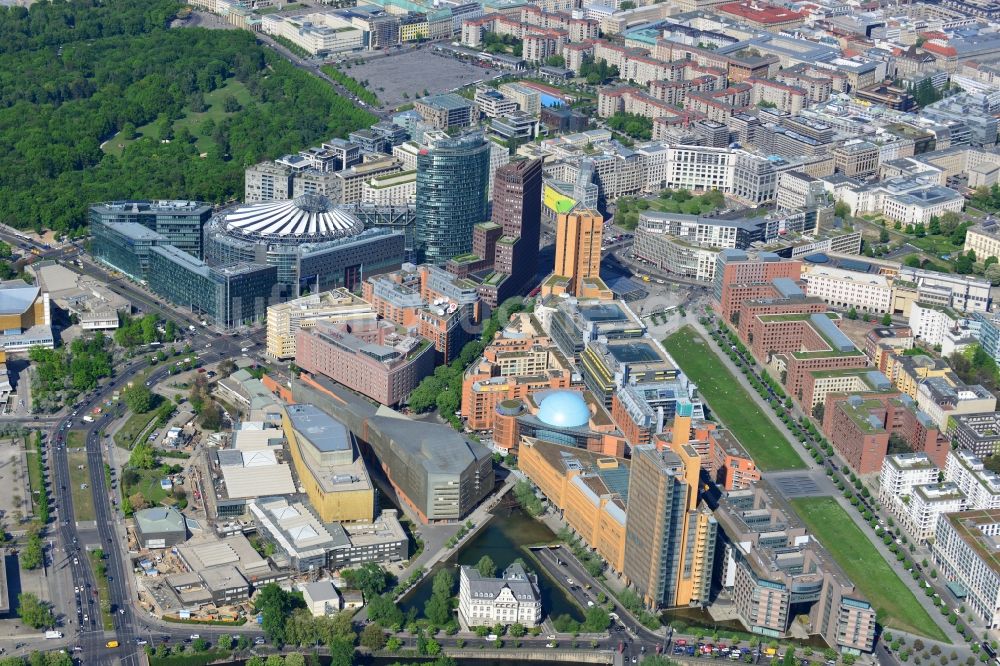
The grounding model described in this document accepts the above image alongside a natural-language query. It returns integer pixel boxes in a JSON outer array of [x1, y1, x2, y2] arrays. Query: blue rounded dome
[[536, 391, 590, 428]]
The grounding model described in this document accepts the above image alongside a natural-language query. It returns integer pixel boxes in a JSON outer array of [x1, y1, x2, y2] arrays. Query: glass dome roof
[[536, 391, 590, 429]]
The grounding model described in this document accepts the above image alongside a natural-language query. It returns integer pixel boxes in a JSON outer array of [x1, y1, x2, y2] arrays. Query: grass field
[[68, 451, 96, 522], [663, 327, 806, 471], [114, 408, 159, 450], [25, 439, 42, 514], [124, 467, 170, 508], [102, 79, 254, 156], [89, 550, 115, 631], [66, 430, 85, 449], [790, 497, 947, 642]]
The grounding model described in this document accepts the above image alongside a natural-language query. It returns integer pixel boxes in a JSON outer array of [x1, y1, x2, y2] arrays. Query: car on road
[[136, 639, 148, 645], [254, 638, 266, 645]]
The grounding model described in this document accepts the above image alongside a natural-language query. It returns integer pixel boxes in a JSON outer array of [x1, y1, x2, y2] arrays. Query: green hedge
[[162, 615, 247, 626]]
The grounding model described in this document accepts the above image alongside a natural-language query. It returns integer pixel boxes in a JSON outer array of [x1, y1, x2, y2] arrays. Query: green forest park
[[0, 0, 376, 234]]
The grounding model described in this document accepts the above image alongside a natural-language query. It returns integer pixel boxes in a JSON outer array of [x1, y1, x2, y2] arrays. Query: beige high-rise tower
[[553, 209, 603, 296]]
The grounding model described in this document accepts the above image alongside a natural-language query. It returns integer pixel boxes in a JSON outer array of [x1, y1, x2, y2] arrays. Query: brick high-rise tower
[[445, 158, 543, 306], [491, 159, 542, 281]]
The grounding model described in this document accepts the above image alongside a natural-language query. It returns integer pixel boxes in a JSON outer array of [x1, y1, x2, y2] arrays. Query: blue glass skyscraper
[[415, 132, 490, 264]]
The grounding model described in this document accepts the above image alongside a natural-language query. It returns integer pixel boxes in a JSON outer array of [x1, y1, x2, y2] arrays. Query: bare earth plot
[[343, 49, 500, 108]]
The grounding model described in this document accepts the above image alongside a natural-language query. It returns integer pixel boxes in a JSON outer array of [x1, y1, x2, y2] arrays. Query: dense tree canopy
[[17, 593, 55, 629], [0, 0, 376, 233]]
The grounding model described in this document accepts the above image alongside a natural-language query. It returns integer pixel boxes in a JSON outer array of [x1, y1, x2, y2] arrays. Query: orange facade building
[[519, 437, 629, 574], [551, 209, 603, 296], [461, 312, 573, 431], [658, 409, 760, 491]]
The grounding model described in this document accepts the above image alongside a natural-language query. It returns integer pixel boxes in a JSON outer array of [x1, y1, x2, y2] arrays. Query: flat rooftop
[[286, 404, 350, 453]]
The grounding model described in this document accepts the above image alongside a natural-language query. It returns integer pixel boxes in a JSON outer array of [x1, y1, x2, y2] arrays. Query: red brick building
[[821, 392, 949, 474], [714, 249, 803, 324]]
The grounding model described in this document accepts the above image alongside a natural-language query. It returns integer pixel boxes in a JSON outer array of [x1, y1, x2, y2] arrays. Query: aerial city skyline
[[0, 0, 998, 663]]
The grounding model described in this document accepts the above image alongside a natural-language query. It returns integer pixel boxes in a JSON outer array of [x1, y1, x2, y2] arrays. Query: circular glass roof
[[536, 391, 590, 429]]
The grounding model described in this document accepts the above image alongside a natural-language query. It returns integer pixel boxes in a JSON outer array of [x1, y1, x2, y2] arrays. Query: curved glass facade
[[204, 211, 406, 296], [415, 133, 489, 264]]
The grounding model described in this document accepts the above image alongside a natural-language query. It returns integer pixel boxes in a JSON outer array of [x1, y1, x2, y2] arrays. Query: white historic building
[[458, 563, 542, 627]]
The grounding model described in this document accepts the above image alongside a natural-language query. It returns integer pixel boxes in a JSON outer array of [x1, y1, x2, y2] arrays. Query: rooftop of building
[[134, 507, 186, 535], [912, 482, 965, 503], [886, 452, 937, 471], [943, 509, 1000, 575], [461, 562, 540, 602], [286, 404, 351, 454], [268, 288, 372, 316], [95, 220, 167, 241], [0, 281, 41, 316], [91, 200, 211, 215], [417, 92, 474, 111]]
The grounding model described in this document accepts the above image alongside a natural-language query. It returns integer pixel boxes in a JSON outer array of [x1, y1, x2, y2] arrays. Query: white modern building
[[934, 509, 1000, 629], [261, 12, 364, 55], [458, 563, 542, 628], [909, 301, 962, 347], [801, 264, 893, 314], [361, 171, 416, 207], [879, 453, 940, 507], [299, 581, 342, 617], [826, 175, 965, 226], [964, 223, 1000, 263], [903, 482, 966, 542], [945, 450, 1000, 510]]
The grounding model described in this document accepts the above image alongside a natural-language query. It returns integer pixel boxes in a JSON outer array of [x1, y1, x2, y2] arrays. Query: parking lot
[[340, 48, 501, 108]]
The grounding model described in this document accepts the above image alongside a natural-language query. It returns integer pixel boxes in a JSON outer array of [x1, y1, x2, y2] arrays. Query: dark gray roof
[[461, 563, 540, 602]]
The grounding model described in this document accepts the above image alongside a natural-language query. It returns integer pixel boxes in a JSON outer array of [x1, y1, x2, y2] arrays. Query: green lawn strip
[[68, 451, 97, 522], [88, 550, 115, 631], [114, 409, 158, 450], [25, 440, 41, 513], [790, 497, 947, 642], [66, 430, 86, 449], [663, 327, 806, 471], [149, 652, 231, 666]]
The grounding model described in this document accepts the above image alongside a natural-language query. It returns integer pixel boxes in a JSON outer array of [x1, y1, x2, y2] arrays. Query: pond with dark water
[[398, 505, 585, 622]]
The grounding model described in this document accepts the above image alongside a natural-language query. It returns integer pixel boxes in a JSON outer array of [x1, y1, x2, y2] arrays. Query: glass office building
[[415, 133, 489, 264], [147, 245, 277, 329], [89, 201, 212, 259], [203, 195, 406, 296], [90, 220, 167, 281]]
